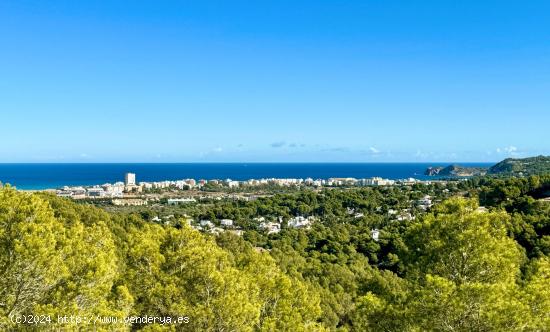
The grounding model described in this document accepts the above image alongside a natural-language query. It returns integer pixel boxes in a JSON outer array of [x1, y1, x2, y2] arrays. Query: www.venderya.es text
[[10, 314, 190, 326]]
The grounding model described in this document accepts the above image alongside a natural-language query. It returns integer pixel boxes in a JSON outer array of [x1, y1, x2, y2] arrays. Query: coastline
[[0, 162, 492, 190]]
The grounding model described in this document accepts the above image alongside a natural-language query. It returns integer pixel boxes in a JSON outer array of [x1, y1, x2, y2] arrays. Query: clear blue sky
[[1, 0, 549, 162]]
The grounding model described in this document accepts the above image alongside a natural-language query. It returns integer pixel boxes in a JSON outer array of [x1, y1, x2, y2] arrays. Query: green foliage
[[403, 198, 523, 284], [0, 188, 323, 330], [355, 198, 548, 331], [0, 189, 66, 326], [1, 176, 550, 331], [488, 155, 550, 175]]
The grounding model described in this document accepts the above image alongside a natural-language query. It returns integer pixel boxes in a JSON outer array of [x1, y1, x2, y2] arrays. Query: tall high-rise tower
[[125, 173, 136, 186]]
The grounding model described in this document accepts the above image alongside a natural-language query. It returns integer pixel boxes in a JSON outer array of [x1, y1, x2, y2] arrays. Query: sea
[[0, 163, 493, 190]]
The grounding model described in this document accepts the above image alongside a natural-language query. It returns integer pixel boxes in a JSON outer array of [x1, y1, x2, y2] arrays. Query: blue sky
[[1, 0, 549, 162]]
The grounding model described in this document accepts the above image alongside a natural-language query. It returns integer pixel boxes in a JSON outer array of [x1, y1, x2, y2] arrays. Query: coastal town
[[3, 1, 549, 329], [52, 172, 443, 238], [55, 172, 434, 201]]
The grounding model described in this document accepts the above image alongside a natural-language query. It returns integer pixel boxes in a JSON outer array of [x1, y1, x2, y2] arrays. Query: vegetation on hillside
[[488, 155, 550, 175], [426, 155, 550, 178], [1, 174, 550, 330], [424, 164, 487, 176]]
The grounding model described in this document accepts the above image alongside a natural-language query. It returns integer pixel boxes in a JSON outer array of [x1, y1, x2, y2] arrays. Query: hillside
[[426, 156, 550, 177], [425, 164, 487, 177], [488, 155, 550, 175], [2, 176, 550, 330]]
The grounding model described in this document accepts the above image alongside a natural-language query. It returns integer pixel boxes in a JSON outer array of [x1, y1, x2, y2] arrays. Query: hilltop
[[426, 155, 550, 177], [488, 155, 550, 175], [425, 164, 487, 177]]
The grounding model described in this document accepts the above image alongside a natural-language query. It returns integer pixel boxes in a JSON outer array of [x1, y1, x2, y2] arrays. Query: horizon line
[[0, 161, 497, 164]]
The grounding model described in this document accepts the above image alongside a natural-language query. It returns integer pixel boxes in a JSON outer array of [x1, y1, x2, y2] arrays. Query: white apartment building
[[167, 198, 196, 205], [125, 173, 136, 186]]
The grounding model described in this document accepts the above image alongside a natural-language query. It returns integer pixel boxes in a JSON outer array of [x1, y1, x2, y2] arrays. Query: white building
[[287, 216, 315, 229], [417, 195, 432, 206], [396, 211, 415, 221], [112, 198, 147, 206], [220, 219, 234, 227], [167, 198, 196, 205], [371, 229, 380, 241], [259, 222, 281, 234], [328, 178, 357, 186], [416, 195, 433, 211], [200, 220, 214, 228], [56, 186, 86, 199], [87, 187, 106, 197], [362, 177, 396, 186], [56, 190, 74, 198], [102, 183, 124, 197], [227, 181, 240, 188], [125, 173, 136, 186]]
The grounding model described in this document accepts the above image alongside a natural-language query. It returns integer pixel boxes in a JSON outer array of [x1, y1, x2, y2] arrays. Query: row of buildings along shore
[[56, 172, 435, 200]]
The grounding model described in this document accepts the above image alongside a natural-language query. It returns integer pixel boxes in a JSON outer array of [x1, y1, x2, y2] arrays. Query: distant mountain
[[424, 164, 487, 177], [488, 155, 550, 175]]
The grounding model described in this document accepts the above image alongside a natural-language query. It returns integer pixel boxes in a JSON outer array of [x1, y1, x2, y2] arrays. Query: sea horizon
[[0, 161, 499, 165], [0, 162, 493, 190]]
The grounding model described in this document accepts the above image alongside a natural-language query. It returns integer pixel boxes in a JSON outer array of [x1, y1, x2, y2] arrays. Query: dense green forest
[[1, 175, 550, 330]]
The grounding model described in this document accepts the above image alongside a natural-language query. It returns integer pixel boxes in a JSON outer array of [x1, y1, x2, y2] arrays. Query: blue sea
[[0, 163, 492, 190]]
